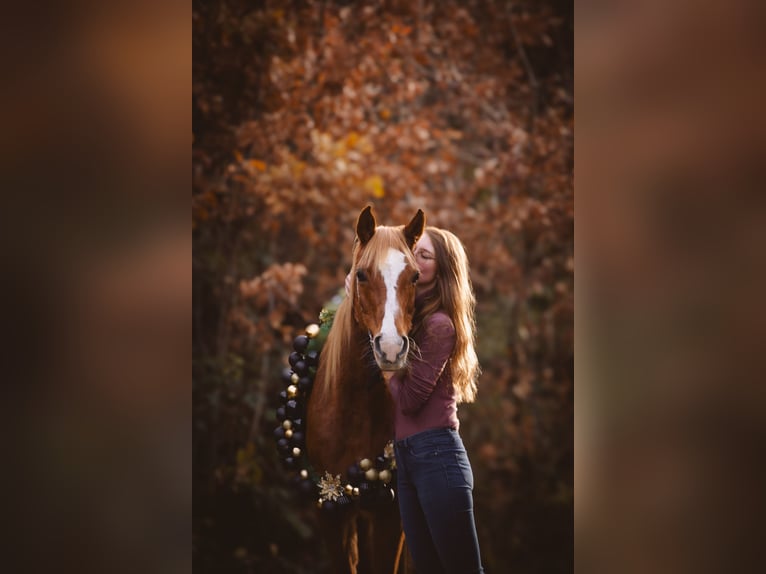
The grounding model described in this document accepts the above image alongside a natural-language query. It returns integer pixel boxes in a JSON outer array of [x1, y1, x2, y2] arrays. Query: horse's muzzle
[[372, 334, 409, 370]]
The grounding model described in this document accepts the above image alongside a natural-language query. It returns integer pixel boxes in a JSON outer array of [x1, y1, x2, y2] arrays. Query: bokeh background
[[193, 1, 573, 572], [576, 1, 766, 572]]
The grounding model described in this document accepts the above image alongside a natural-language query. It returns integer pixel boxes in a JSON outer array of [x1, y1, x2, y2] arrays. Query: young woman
[[389, 227, 484, 574]]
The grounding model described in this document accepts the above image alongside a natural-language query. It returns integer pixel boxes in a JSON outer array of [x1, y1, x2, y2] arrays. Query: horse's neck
[[308, 322, 394, 473], [335, 325, 384, 409]]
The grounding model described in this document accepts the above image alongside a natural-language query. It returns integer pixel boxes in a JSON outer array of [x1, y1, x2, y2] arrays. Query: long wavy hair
[[412, 227, 480, 403]]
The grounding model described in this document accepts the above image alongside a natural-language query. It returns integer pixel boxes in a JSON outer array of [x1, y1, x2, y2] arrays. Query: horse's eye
[[356, 270, 368, 282], [412, 272, 420, 284]]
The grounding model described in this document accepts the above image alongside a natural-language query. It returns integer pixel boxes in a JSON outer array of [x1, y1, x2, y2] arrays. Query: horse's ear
[[403, 209, 425, 248], [356, 205, 377, 245]]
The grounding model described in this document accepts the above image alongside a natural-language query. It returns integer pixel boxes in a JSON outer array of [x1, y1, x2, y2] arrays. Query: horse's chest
[[307, 386, 394, 474]]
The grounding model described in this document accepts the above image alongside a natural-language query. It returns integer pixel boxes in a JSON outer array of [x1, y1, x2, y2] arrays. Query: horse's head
[[351, 206, 425, 371]]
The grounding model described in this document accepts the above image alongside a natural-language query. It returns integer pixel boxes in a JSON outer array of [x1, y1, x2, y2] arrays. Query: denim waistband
[[395, 426, 458, 449]]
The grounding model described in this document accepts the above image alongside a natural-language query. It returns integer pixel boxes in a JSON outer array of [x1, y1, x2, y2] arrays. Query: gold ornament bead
[[306, 324, 320, 338], [359, 458, 372, 471], [378, 470, 392, 483], [317, 499, 323, 509], [352, 487, 360, 497], [292, 447, 301, 457], [300, 469, 309, 479], [284, 429, 293, 439], [344, 484, 353, 495], [287, 385, 298, 398], [282, 420, 292, 430], [365, 468, 379, 481], [291, 373, 299, 384]]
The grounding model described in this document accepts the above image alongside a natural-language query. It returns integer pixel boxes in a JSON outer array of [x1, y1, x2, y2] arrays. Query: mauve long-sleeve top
[[388, 295, 459, 440]]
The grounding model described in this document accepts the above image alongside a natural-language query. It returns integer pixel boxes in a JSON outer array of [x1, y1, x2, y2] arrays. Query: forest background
[[193, 0, 573, 571]]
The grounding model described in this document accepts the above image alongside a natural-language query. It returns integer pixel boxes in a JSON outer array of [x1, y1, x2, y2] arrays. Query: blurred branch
[[507, 2, 540, 127], [249, 353, 271, 443]]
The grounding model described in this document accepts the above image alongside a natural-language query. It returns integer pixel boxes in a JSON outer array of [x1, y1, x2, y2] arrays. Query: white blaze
[[378, 248, 407, 360]]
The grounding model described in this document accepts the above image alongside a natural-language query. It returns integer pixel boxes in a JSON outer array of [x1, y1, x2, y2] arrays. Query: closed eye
[[415, 250, 434, 261]]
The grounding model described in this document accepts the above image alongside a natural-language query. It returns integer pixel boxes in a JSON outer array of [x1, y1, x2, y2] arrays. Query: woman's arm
[[391, 313, 456, 416]]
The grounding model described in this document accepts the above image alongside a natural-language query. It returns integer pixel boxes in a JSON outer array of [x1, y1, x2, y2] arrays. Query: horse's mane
[[316, 226, 417, 400]]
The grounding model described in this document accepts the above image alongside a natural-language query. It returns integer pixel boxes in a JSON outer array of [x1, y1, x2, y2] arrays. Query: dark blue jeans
[[395, 427, 484, 574]]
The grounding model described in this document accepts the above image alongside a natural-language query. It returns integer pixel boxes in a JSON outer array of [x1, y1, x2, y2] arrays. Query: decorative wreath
[[274, 302, 398, 512]]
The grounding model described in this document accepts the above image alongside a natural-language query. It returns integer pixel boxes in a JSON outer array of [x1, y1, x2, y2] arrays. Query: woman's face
[[413, 233, 437, 291]]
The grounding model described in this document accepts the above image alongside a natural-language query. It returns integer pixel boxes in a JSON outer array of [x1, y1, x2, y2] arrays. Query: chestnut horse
[[307, 206, 425, 574]]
